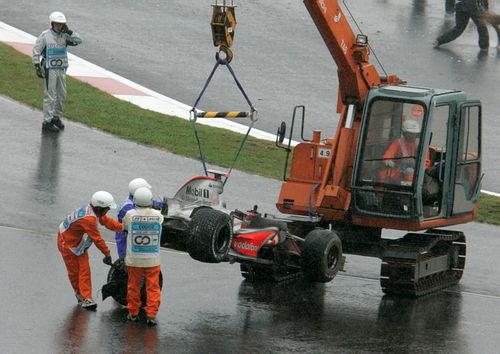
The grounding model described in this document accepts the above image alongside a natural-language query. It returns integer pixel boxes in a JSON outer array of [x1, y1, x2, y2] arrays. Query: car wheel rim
[[215, 225, 231, 253], [327, 246, 339, 270]]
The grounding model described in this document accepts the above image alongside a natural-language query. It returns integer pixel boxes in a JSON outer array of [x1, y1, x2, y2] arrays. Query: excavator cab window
[[422, 103, 449, 217], [353, 99, 428, 218], [353, 90, 482, 222], [451, 103, 482, 215]]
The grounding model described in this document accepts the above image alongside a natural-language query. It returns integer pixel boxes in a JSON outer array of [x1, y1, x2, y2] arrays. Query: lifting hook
[[211, 0, 237, 63]]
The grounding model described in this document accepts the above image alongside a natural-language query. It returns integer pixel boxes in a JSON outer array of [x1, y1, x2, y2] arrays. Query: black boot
[[42, 120, 60, 133], [52, 117, 65, 130]]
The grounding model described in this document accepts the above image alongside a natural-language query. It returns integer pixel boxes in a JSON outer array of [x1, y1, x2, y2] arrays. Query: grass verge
[[476, 193, 500, 226], [0, 42, 286, 179], [1, 42, 499, 226]]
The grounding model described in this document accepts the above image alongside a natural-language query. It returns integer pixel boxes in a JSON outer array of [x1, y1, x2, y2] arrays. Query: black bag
[[101, 258, 163, 306]]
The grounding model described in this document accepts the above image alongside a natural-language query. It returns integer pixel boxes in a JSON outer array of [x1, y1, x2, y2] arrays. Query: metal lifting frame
[[189, 57, 257, 186]]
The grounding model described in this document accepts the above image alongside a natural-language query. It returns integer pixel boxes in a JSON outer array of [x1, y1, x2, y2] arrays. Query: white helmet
[[402, 119, 421, 134], [133, 187, 153, 207], [49, 11, 67, 25], [91, 191, 117, 209], [128, 178, 152, 196]]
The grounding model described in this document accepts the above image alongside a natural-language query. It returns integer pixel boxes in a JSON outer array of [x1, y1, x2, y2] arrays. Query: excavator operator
[[379, 118, 430, 185]]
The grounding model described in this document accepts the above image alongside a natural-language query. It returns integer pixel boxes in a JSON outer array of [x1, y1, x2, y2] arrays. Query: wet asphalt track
[[1, 95, 500, 353], [1, 0, 500, 191]]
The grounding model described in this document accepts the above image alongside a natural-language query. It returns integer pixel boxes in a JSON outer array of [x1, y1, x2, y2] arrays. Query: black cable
[[342, 0, 388, 78]]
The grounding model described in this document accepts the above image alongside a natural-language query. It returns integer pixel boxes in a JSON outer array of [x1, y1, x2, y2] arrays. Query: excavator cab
[[351, 85, 482, 228]]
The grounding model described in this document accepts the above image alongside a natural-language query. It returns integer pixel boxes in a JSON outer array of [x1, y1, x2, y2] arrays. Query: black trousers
[[493, 25, 500, 46], [446, 0, 456, 14], [437, 3, 489, 49]]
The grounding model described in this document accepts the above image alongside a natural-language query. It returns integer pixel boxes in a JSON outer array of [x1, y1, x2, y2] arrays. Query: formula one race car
[[162, 170, 345, 282], [160, 170, 233, 263], [103, 172, 345, 306], [228, 206, 345, 283], [160, 171, 343, 284]]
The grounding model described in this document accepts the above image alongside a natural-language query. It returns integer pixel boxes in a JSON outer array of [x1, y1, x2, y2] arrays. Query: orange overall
[[124, 208, 163, 318], [57, 205, 122, 299], [127, 266, 161, 318], [379, 138, 431, 183]]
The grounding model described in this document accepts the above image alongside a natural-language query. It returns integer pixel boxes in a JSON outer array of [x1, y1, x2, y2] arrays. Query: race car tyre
[[301, 229, 343, 283], [104, 258, 163, 307], [186, 208, 233, 263]]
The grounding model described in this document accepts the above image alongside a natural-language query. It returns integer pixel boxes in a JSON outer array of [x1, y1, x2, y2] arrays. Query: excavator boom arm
[[304, 0, 382, 106]]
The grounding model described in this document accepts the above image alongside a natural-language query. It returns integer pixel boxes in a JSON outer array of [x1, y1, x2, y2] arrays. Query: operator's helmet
[[410, 104, 424, 118], [128, 178, 152, 196], [402, 119, 421, 134], [91, 191, 117, 209], [49, 11, 67, 25], [133, 187, 153, 207]]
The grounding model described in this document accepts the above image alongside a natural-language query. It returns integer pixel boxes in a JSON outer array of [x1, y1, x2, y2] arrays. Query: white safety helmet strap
[[91, 191, 117, 209], [402, 119, 421, 134], [49, 11, 67, 25], [133, 187, 153, 207]]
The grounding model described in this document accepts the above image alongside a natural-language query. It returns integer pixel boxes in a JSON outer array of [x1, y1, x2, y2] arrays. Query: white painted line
[[481, 190, 500, 197], [0, 21, 36, 43], [0, 20, 296, 146], [114, 95, 191, 119], [446, 289, 500, 300], [0, 223, 189, 256]]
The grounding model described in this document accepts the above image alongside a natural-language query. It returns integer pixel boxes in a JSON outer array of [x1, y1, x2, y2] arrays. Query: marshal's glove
[[61, 24, 73, 35], [384, 160, 395, 168], [35, 64, 44, 78], [161, 196, 169, 215], [103, 255, 113, 266]]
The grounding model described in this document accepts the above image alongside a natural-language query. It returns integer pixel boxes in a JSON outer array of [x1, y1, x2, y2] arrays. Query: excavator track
[[380, 230, 466, 296]]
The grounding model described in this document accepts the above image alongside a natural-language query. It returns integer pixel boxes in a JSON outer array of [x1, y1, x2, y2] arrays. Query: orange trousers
[[127, 265, 161, 318], [57, 235, 92, 299]]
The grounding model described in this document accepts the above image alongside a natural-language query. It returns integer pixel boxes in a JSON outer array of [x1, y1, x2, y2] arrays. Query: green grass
[[0, 42, 287, 180], [1, 42, 499, 226], [476, 193, 500, 226]]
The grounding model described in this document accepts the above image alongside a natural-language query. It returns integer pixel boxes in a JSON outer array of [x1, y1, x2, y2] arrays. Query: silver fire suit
[[32, 29, 82, 123]]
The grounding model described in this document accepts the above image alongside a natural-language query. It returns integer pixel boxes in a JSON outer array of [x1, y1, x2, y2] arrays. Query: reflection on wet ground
[[33, 132, 61, 205], [2, 203, 499, 353], [56, 307, 92, 353], [234, 279, 466, 353]]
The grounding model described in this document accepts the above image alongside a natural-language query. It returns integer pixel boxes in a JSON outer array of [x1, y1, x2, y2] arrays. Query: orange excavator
[[271, 0, 482, 295]]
